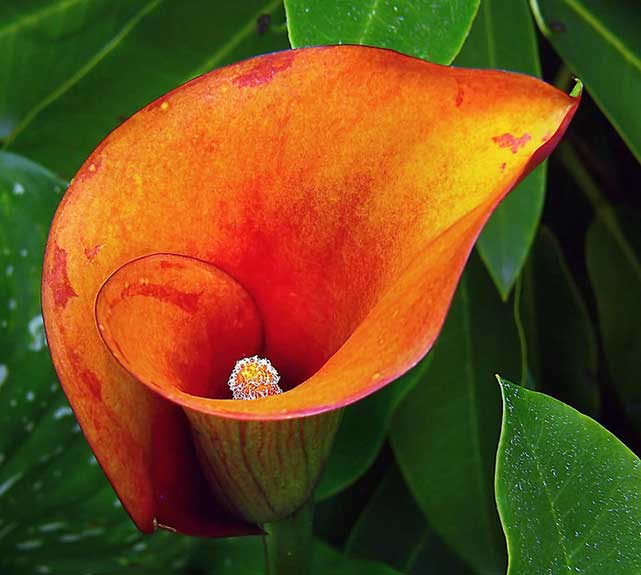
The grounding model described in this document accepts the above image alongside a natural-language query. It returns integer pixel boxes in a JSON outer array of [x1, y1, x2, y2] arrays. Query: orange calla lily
[[41, 45, 579, 536]]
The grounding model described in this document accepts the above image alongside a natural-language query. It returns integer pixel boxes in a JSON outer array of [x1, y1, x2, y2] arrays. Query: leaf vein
[[2, 0, 164, 148], [188, 0, 283, 78], [0, 0, 91, 40], [562, 0, 641, 73]]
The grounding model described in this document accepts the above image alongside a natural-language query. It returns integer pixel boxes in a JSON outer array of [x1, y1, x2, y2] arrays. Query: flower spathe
[[42, 45, 580, 536]]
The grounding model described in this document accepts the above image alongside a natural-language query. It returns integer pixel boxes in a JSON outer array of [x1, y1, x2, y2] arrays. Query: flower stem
[[263, 499, 314, 575]]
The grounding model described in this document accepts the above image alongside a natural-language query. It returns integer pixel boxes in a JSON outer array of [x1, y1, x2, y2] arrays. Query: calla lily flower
[[41, 46, 579, 537]]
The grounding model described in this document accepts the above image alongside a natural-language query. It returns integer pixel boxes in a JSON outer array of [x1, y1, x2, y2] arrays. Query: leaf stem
[[263, 499, 314, 575]]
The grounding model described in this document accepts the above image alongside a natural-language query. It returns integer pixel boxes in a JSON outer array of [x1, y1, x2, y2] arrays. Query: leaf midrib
[[561, 0, 641, 73], [188, 0, 284, 78], [358, 0, 381, 44], [460, 273, 503, 563], [2, 0, 164, 149], [0, 0, 90, 40], [513, 402, 575, 572], [3, 0, 285, 150], [483, 0, 497, 67]]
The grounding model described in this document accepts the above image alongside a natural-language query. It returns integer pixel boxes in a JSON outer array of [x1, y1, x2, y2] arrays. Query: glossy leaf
[[531, 0, 641, 162], [316, 358, 428, 500], [456, 0, 546, 298], [390, 254, 519, 574], [0, 151, 192, 573], [285, 0, 479, 64], [496, 379, 641, 574], [1, 0, 289, 176], [521, 227, 599, 415], [586, 210, 641, 427], [0, 1, 148, 142]]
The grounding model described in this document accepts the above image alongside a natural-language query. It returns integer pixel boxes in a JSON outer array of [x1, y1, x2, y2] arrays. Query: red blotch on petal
[[233, 51, 295, 88], [492, 132, 532, 153], [455, 87, 464, 107], [46, 244, 78, 308], [120, 283, 202, 314], [84, 244, 103, 262], [160, 260, 186, 271], [82, 368, 102, 400]]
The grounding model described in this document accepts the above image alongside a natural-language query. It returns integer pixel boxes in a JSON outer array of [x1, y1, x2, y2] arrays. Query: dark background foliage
[[1, 1, 640, 574]]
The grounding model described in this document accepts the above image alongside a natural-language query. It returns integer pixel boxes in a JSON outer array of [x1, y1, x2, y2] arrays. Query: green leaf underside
[[496, 379, 641, 574], [522, 227, 599, 415], [531, 0, 641, 162], [455, 0, 546, 299], [0, 152, 192, 574], [391, 254, 519, 574], [284, 0, 480, 64], [586, 210, 641, 428], [1, 0, 289, 177]]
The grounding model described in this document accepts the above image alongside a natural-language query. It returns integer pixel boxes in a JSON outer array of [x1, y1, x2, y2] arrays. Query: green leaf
[[1, 0, 289, 177], [496, 378, 641, 574], [586, 210, 641, 427], [531, 0, 641, 162], [390, 254, 519, 574], [521, 227, 599, 415], [284, 0, 480, 64], [455, 0, 546, 298], [316, 358, 427, 500], [0, 151, 192, 574], [0, 1, 151, 142]]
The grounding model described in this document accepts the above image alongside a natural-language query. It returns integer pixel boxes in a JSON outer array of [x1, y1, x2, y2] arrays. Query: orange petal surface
[[42, 45, 579, 534]]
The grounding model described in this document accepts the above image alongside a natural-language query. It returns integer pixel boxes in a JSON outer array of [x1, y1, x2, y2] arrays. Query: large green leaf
[[531, 0, 641, 162], [0, 1, 149, 142], [390, 254, 519, 574], [316, 358, 427, 500], [586, 210, 641, 427], [0, 151, 192, 574], [1, 0, 289, 177], [496, 379, 641, 574], [284, 0, 479, 64], [455, 0, 546, 298], [521, 227, 599, 415]]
